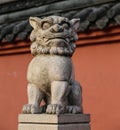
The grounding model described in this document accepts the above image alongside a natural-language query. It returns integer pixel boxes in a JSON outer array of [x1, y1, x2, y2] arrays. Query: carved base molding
[[18, 114, 90, 130]]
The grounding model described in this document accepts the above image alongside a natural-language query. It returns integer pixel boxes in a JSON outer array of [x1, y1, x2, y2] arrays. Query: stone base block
[[18, 114, 91, 130]]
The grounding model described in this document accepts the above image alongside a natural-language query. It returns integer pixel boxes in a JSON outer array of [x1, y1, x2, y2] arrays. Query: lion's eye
[[42, 22, 51, 30], [62, 23, 69, 29]]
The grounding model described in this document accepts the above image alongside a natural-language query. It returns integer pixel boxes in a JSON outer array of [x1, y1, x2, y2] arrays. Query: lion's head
[[29, 16, 80, 57]]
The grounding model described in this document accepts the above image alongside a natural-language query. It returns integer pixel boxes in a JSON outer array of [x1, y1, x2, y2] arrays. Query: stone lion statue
[[22, 16, 83, 114]]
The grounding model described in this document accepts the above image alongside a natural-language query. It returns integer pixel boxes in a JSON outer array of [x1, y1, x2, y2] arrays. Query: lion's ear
[[70, 18, 80, 32], [29, 17, 41, 29]]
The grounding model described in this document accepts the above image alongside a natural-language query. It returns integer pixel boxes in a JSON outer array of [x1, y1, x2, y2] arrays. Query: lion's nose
[[51, 24, 63, 32]]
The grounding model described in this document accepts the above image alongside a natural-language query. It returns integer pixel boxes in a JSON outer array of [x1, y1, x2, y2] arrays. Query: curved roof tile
[[0, 1, 120, 42]]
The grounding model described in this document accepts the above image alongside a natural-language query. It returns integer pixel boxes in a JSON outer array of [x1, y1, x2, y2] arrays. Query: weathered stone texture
[[22, 16, 83, 115], [18, 114, 90, 130]]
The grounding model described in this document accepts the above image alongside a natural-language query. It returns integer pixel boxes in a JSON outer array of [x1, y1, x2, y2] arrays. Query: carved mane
[[30, 42, 76, 56]]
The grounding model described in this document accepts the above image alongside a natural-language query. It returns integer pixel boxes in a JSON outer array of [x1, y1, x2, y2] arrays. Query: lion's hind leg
[[67, 81, 83, 114], [22, 83, 45, 114]]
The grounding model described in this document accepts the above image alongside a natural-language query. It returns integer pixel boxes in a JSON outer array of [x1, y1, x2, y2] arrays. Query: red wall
[[0, 54, 32, 130], [73, 43, 120, 130], [0, 26, 120, 130]]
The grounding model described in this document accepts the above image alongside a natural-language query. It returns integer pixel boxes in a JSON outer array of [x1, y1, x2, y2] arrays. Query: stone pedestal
[[18, 114, 90, 130]]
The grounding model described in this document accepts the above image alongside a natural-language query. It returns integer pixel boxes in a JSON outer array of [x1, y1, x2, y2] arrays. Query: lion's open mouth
[[43, 37, 66, 42], [48, 39, 68, 47], [43, 36, 68, 47], [42, 32, 70, 45]]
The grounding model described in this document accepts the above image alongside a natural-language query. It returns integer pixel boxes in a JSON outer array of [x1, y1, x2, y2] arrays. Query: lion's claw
[[22, 104, 46, 114], [66, 106, 83, 114], [46, 104, 65, 115]]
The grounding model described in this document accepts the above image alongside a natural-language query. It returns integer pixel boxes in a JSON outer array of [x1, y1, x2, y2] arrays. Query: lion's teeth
[[66, 38, 69, 42], [43, 38, 48, 42]]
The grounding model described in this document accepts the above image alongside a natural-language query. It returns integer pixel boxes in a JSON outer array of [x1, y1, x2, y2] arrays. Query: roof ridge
[[0, 1, 120, 42]]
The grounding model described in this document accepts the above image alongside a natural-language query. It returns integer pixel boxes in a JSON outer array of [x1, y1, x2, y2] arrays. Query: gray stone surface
[[19, 123, 90, 130], [19, 114, 90, 124], [18, 114, 90, 130]]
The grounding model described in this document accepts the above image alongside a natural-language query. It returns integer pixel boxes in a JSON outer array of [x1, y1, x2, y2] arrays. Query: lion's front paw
[[46, 104, 65, 115], [22, 104, 44, 114], [66, 106, 83, 114]]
